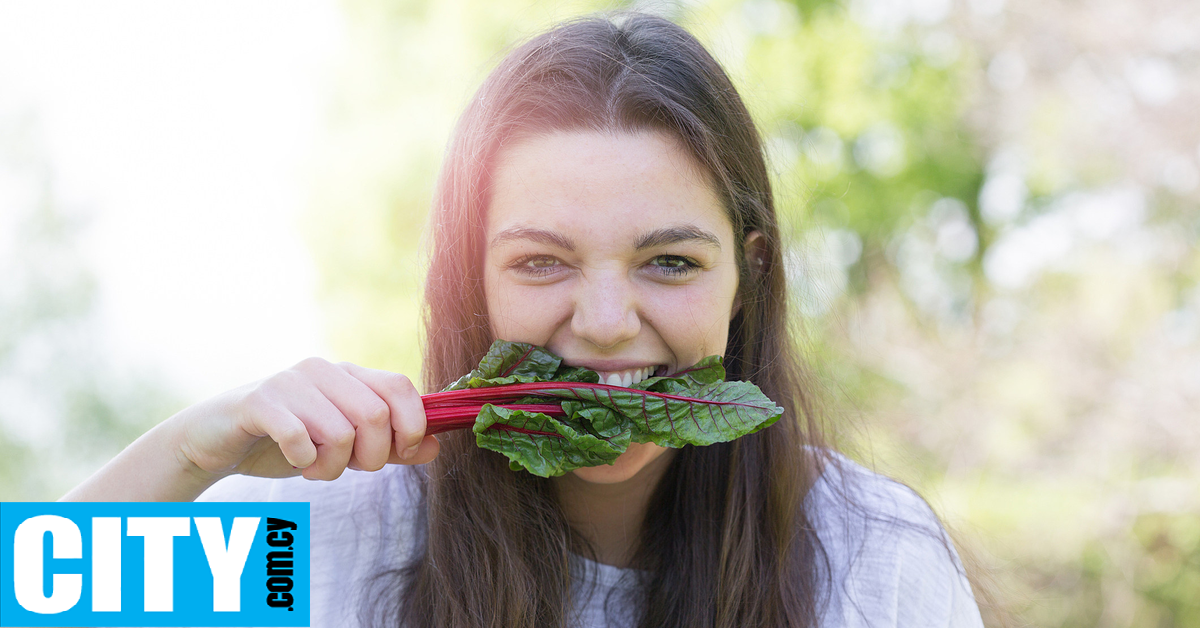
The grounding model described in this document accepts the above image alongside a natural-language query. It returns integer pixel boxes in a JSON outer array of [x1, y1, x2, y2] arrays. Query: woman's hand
[[175, 358, 440, 482], [61, 359, 439, 502]]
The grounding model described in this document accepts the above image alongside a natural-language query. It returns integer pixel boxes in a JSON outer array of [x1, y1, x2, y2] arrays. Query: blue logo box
[[1, 502, 309, 627]]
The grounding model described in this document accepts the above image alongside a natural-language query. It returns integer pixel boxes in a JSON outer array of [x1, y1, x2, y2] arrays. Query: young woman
[[66, 13, 985, 628]]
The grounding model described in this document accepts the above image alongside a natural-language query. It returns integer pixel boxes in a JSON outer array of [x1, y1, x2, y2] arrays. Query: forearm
[[60, 417, 222, 502]]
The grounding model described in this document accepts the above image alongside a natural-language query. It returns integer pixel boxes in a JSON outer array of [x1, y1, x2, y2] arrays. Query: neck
[[551, 449, 677, 568]]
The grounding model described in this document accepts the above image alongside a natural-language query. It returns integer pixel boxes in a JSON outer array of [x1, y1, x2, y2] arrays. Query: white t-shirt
[[198, 453, 984, 628]]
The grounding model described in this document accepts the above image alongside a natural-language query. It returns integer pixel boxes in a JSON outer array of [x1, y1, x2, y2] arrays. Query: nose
[[570, 269, 641, 349]]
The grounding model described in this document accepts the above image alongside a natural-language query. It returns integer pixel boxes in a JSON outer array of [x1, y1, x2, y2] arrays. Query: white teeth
[[598, 367, 659, 387]]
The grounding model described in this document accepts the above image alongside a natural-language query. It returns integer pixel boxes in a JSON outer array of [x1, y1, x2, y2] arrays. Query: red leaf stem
[[423, 381, 763, 410], [421, 398, 567, 436]]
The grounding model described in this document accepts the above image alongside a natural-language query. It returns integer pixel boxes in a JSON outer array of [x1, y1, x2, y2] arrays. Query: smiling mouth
[[594, 366, 663, 387]]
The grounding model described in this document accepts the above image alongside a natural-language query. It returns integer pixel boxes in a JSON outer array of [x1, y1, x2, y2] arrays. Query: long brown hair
[[376, 13, 833, 627]]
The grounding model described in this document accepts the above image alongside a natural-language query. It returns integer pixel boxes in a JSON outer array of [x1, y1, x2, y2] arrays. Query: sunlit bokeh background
[[2, 0, 1197, 625]]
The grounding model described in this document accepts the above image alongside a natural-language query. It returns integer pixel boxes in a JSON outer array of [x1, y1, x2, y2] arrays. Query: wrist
[[152, 412, 228, 498]]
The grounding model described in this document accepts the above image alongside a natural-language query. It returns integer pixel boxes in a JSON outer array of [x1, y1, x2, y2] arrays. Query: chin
[[570, 442, 675, 484]]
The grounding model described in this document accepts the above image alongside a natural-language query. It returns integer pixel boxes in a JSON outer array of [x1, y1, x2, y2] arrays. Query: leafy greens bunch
[[420, 341, 784, 477]]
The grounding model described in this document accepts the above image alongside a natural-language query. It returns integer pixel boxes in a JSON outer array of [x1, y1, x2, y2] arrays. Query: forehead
[[485, 130, 731, 242]]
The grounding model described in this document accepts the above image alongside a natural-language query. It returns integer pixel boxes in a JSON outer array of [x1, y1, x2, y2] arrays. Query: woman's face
[[483, 130, 745, 485]]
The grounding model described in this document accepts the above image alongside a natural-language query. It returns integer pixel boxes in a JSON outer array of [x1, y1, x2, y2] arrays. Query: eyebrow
[[489, 224, 723, 252], [634, 225, 722, 251], [490, 228, 577, 251]]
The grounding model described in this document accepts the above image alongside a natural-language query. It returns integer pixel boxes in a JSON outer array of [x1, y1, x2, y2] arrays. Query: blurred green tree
[[0, 114, 182, 500]]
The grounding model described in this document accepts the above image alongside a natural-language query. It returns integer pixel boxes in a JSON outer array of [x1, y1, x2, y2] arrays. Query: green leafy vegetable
[[421, 341, 784, 477]]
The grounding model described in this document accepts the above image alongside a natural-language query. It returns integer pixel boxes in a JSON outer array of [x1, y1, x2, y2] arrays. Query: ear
[[732, 230, 767, 317], [743, 230, 767, 272]]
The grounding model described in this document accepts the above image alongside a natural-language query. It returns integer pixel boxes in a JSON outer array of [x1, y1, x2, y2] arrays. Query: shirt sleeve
[[808, 455, 985, 628]]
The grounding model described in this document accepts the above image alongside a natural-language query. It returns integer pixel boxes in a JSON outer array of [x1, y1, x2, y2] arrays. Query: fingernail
[[402, 444, 420, 460]]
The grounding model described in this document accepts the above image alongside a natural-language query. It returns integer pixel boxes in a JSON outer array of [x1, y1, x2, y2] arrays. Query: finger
[[384, 434, 440, 466], [340, 363, 426, 462], [295, 358, 394, 473], [247, 404, 317, 470], [281, 377, 356, 481]]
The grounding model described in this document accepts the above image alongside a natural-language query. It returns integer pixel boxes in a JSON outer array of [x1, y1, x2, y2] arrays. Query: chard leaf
[[560, 402, 628, 441], [446, 341, 597, 391], [446, 340, 784, 476], [473, 406, 628, 478], [532, 380, 783, 448], [635, 355, 726, 392]]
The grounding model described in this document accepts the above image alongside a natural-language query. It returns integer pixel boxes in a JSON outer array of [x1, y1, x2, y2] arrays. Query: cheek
[[482, 268, 505, 337], [484, 275, 571, 344], [643, 277, 738, 350], [484, 267, 524, 341]]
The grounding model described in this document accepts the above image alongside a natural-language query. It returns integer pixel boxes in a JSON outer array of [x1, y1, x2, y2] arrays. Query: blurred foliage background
[[0, 115, 184, 500], [4, 0, 1199, 625]]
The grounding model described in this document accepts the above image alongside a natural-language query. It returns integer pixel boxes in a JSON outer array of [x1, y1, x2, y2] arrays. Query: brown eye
[[509, 255, 562, 277], [650, 255, 701, 276]]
